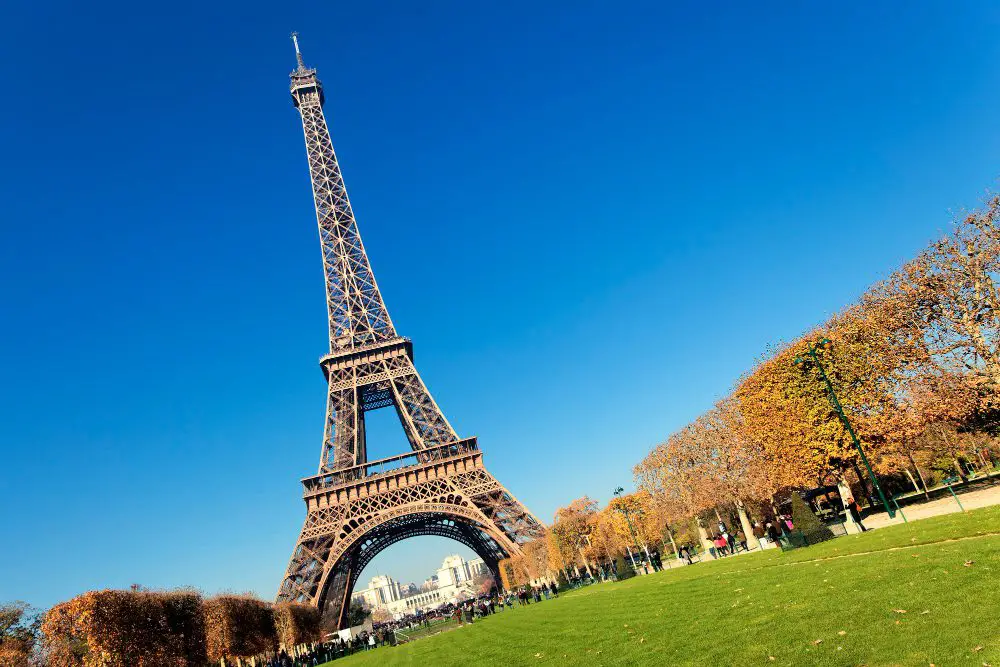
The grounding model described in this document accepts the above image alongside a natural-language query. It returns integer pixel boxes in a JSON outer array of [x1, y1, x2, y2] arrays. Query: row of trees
[[633, 196, 1000, 538], [500, 493, 670, 587], [500, 196, 1000, 583]]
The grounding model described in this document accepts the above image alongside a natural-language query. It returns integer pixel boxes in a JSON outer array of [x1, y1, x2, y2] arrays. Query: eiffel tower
[[276, 35, 544, 627]]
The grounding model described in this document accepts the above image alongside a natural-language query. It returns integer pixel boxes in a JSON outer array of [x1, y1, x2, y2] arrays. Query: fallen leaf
[[964, 560, 975, 567], [640, 638, 646, 643], [534, 653, 542, 658], [838, 631, 847, 636], [972, 646, 984, 652], [893, 609, 907, 614], [920, 610, 930, 615], [812, 639, 823, 645], [768, 657, 775, 662]]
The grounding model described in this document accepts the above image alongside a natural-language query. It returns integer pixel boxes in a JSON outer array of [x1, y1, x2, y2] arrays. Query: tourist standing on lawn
[[848, 498, 868, 531], [679, 544, 692, 564]]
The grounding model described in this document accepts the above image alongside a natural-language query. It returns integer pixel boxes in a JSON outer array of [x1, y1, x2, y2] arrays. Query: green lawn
[[325, 505, 1000, 666], [394, 617, 458, 642]]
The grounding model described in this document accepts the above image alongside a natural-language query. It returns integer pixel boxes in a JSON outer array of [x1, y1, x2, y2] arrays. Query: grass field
[[325, 505, 1000, 666], [394, 617, 458, 642]]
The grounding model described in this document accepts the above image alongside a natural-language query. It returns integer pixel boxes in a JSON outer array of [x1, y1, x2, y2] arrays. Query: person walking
[[713, 534, 728, 557], [848, 498, 868, 532], [679, 544, 692, 565]]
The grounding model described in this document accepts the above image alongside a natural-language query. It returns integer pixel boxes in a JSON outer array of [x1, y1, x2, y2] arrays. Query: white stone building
[[382, 554, 488, 618], [350, 574, 403, 609]]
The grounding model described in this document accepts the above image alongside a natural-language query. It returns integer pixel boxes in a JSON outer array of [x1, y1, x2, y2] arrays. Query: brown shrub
[[273, 603, 321, 648], [40, 590, 205, 667], [203, 595, 276, 662]]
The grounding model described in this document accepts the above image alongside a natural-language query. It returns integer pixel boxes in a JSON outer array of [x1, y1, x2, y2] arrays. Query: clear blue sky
[[3, 1, 1000, 608]]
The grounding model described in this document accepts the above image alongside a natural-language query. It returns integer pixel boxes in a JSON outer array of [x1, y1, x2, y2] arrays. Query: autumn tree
[[548, 497, 599, 576], [1, 602, 41, 667], [895, 196, 1000, 391], [521, 538, 551, 582]]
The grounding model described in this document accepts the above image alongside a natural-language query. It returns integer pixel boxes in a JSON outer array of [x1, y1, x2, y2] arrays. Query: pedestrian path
[[865, 484, 1000, 529]]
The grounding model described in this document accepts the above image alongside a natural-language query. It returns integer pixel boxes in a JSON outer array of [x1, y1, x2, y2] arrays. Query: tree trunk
[[696, 518, 715, 560], [852, 462, 876, 508], [906, 452, 930, 499], [625, 545, 638, 571], [904, 468, 920, 495], [976, 448, 988, 470], [953, 456, 969, 483], [665, 526, 680, 561], [735, 499, 759, 551], [938, 424, 969, 483]]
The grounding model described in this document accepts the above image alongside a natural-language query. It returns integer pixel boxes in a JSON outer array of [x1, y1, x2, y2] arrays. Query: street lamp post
[[613, 487, 642, 573], [794, 338, 895, 519]]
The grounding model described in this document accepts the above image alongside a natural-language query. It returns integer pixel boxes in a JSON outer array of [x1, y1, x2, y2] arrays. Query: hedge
[[273, 603, 321, 648], [203, 595, 276, 662], [41, 589, 206, 667]]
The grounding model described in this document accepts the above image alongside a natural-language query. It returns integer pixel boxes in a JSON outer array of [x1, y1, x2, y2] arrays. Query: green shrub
[[790, 493, 834, 543]]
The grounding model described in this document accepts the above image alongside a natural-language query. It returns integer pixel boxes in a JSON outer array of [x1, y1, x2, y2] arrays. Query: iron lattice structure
[[276, 36, 544, 628]]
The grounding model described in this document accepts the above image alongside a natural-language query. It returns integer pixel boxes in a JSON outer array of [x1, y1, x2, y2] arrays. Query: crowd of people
[[257, 626, 398, 667]]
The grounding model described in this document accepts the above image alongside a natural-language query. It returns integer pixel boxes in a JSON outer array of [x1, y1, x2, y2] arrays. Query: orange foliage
[[41, 590, 205, 667], [272, 602, 321, 648], [202, 595, 276, 662]]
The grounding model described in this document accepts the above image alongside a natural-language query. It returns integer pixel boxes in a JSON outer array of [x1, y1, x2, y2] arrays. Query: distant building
[[468, 557, 486, 578], [350, 574, 403, 609], [382, 554, 485, 618]]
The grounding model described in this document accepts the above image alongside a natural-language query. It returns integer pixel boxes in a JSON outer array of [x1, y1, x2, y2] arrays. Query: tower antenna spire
[[291, 31, 306, 71]]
